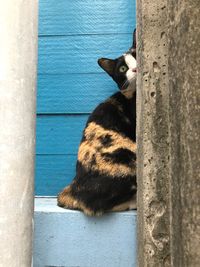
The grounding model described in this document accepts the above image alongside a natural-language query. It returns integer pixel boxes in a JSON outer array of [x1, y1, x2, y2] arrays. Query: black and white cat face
[[98, 51, 137, 90]]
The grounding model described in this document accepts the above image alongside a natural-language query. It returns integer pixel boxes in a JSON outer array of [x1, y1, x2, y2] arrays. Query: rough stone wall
[[168, 0, 200, 266], [137, 0, 170, 266], [137, 0, 200, 266]]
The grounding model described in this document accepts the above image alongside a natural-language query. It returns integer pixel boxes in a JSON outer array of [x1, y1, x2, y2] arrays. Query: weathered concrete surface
[[0, 1, 38, 266], [168, 1, 200, 266], [137, 0, 170, 266]]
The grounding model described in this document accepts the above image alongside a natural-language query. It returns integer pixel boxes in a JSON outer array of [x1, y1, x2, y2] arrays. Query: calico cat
[[57, 32, 137, 216]]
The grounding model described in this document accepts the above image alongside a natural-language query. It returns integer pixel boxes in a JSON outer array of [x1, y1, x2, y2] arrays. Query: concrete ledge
[[33, 198, 137, 267]]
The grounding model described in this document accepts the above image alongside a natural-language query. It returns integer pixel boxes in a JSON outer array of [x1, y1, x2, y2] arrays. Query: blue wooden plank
[[39, 0, 136, 35], [38, 34, 132, 74], [37, 73, 117, 113], [36, 115, 88, 154], [34, 198, 137, 267], [35, 155, 76, 196]]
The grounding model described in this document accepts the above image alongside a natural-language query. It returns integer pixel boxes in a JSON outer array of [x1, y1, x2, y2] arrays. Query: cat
[[57, 31, 137, 216]]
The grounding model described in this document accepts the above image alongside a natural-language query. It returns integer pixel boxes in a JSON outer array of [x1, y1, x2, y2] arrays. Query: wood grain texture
[[39, 0, 136, 35], [36, 155, 77, 195], [37, 73, 117, 113], [36, 115, 88, 154], [38, 34, 132, 74], [34, 198, 137, 267]]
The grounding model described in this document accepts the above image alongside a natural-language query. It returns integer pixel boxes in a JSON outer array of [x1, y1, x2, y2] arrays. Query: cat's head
[[98, 30, 137, 91]]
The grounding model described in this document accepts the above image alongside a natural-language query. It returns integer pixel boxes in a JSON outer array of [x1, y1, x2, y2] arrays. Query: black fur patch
[[71, 161, 137, 213], [98, 134, 113, 147], [102, 148, 136, 165], [87, 91, 136, 142]]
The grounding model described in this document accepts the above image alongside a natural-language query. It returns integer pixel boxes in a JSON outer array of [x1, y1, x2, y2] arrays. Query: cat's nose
[[132, 68, 137, 72]]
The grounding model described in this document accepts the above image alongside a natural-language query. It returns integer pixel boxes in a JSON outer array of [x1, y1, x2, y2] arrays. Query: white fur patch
[[124, 54, 137, 82], [124, 54, 137, 69]]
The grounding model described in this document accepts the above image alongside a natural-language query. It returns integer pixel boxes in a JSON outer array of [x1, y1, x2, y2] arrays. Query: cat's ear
[[98, 58, 116, 77], [129, 29, 136, 56], [132, 29, 136, 50]]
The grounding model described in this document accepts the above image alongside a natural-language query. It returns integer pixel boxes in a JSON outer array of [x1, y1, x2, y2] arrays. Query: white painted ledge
[[33, 198, 137, 267]]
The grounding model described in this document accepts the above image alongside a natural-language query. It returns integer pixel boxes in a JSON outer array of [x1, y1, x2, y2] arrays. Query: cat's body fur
[[58, 32, 137, 216]]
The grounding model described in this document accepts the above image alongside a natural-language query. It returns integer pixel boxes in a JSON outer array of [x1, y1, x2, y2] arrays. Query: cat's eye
[[119, 65, 128, 73]]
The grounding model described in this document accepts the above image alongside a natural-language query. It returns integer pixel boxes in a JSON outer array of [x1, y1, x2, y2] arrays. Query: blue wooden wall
[[36, 0, 136, 196]]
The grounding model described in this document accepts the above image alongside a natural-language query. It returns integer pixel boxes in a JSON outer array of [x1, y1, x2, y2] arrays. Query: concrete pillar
[[0, 1, 38, 266], [136, 0, 170, 266], [168, 1, 200, 266]]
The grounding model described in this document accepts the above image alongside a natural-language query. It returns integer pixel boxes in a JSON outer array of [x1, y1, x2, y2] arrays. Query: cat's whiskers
[[121, 76, 136, 91], [121, 80, 129, 90]]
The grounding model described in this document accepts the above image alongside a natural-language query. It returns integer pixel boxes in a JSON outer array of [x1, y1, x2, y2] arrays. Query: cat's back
[[85, 88, 136, 140], [77, 88, 136, 178]]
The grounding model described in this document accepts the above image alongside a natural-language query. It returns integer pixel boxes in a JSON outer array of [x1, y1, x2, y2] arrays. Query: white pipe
[[0, 1, 38, 266]]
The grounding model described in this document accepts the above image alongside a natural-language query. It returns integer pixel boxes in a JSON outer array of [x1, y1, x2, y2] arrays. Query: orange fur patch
[[78, 122, 136, 177], [121, 88, 135, 99]]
